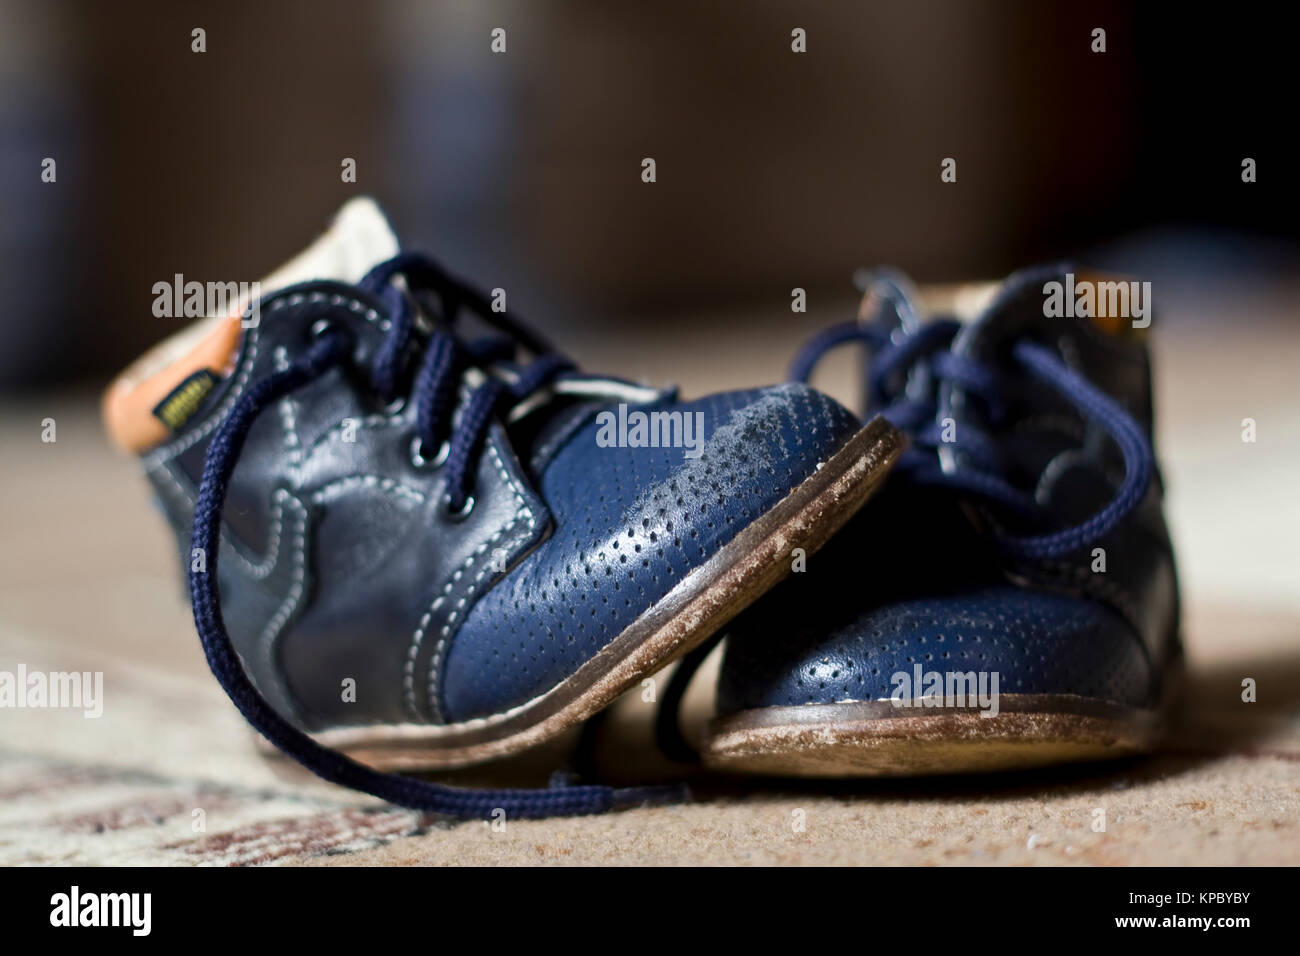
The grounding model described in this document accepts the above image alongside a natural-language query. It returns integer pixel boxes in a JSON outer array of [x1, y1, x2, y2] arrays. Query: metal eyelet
[[309, 318, 336, 339], [441, 494, 476, 522], [410, 436, 450, 469], [381, 395, 407, 415]]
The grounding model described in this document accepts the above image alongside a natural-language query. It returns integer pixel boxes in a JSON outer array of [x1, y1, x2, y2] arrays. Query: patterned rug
[[3, 601, 1298, 866]]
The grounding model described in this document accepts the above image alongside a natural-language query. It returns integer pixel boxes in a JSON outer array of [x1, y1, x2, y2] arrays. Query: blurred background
[[0, 1, 1298, 864], [1, 0, 1295, 387], [0, 0, 1296, 606]]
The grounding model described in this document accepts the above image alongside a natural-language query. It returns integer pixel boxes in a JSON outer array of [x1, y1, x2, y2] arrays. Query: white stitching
[[273, 346, 304, 473], [150, 465, 426, 581], [256, 490, 309, 716], [142, 291, 385, 468], [148, 462, 283, 580], [295, 410, 410, 474], [148, 471, 307, 712], [404, 436, 536, 721], [310, 475, 426, 507], [432, 437, 537, 690], [140, 286, 542, 725]]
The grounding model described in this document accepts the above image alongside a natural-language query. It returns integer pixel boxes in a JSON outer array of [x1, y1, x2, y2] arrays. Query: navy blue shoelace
[[188, 253, 687, 819], [357, 252, 578, 515], [788, 279, 1154, 561]]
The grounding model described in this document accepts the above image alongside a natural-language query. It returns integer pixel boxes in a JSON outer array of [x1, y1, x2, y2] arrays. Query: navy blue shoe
[[692, 266, 1181, 776], [104, 200, 903, 815]]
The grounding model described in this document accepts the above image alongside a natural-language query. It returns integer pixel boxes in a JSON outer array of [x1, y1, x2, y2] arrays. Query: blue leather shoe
[[693, 266, 1181, 776], [104, 200, 903, 815]]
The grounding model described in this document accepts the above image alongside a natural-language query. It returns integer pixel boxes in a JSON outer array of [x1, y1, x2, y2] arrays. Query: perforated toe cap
[[718, 587, 1154, 713], [441, 383, 862, 722]]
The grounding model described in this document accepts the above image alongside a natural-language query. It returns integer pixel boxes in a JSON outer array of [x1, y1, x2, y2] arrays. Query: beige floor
[[1, 287, 1298, 865]]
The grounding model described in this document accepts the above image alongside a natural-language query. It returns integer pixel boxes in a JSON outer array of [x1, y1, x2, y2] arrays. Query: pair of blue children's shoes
[[104, 200, 1179, 818]]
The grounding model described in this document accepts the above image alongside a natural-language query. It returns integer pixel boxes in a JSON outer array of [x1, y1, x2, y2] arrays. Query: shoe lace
[[788, 271, 1154, 561], [358, 251, 578, 515], [188, 252, 687, 819]]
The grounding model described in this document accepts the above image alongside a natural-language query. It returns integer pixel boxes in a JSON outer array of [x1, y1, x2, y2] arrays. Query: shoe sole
[[290, 416, 904, 771], [700, 692, 1171, 777]]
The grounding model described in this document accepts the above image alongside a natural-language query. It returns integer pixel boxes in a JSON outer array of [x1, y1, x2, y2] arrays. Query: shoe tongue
[[104, 198, 400, 454]]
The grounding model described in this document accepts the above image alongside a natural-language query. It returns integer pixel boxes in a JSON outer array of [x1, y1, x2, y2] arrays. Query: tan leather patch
[[102, 314, 241, 453]]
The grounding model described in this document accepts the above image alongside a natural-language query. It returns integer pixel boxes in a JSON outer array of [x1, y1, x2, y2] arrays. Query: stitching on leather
[[148, 461, 283, 580], [310, 475, 426, 506], [404, 436, 536, 722], [431, 440, 538, 715], [151, 471, 308, 717], [140, 289, 410, 723], [256, 489, 310, 719], [138, 286, 549, 725], [417, 437, 537, 722], [296, 410, 411, 471], [427, 388, 857, 718], [142, 291, 383, 468], [273, 346, 305, 473]]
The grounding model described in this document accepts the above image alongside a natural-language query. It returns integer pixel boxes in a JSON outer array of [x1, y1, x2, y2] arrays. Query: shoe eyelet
[[410, 436, 450, 469], [441, 494, 475, 522], [309, 318, 337, 339]]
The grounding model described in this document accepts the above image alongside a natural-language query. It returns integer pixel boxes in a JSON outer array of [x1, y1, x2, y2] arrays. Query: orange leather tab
[[102, 313, 242, 454]]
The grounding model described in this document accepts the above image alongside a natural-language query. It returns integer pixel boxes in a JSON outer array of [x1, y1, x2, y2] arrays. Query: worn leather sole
[[699, 692, 1170, 777], [284, 416, 904, 771]]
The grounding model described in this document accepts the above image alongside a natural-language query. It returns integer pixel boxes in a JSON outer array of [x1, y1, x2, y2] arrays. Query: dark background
[[1, 0, 1294, 388]]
